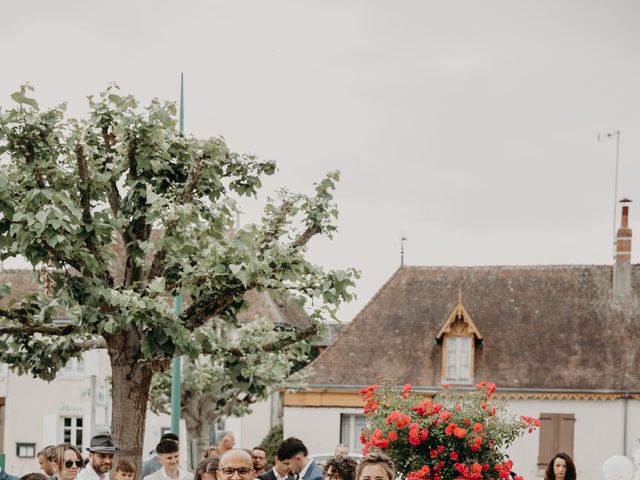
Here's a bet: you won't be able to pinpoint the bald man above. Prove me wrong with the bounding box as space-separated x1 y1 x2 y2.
219 450 255 480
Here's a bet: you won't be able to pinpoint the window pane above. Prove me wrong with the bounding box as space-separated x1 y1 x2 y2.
76 418 83 427
459 337 471 379
340 414 350 446
354 415 367 448
64 432 71 442
446 337 458 379
64 418 71 427
77 430 83 448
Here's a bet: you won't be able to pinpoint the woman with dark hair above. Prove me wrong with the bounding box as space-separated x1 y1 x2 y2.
544 453 576 480
50 444 84 480
355 454 394 480
323 456 357 480
194 457 219 480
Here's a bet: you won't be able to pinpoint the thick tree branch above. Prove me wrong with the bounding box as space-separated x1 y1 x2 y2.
122 138 151 286
182 286 245 330
20 140 46 189
0 323 76 335
147 152 209 281
181 152 208 203
75 144 115 287
293 224 322 249
75 144 92 224
101 126 121 217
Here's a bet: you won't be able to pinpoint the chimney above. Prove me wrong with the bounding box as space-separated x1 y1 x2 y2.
613 198 632 298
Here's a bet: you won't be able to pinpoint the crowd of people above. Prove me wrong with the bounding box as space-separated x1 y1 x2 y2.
2 432 576 480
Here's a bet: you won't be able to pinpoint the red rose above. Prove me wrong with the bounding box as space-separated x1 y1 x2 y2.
388 431 398 442
402 383 412 398
450 452 459 461
445 423 458 435
473 423 483 433
454 427 467 438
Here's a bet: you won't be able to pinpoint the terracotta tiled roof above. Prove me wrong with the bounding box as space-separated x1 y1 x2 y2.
307 265 640 391
237 289 311 330
0 269 41 305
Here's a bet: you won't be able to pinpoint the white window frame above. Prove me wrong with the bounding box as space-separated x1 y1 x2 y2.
340 413 366 453
61 416 84 449
444 335 473 383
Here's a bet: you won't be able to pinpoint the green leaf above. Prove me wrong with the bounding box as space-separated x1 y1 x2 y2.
148 277 166 294
10 89 39 109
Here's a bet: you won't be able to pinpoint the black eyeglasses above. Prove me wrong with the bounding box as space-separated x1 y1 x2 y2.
220 468 253 477
64 460 84 469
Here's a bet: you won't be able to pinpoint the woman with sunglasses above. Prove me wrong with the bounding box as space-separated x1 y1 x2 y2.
51 443 84 480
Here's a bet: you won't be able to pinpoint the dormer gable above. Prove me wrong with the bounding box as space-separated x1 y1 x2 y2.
436 290 483 342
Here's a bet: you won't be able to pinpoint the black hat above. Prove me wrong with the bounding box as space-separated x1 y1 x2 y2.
86 434 119 453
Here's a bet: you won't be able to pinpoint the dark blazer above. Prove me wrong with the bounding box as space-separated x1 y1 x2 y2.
258 470 277 480
0 470 20 480
258 469 294 480
301 460 323 480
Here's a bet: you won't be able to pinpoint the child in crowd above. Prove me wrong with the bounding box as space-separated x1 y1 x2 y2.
113 459 136 480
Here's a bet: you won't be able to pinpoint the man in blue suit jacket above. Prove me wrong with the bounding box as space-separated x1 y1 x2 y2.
0 467 19 480
276 438 322 480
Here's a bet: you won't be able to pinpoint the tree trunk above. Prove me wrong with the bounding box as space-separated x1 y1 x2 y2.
109 336 154 480
184 395 215 466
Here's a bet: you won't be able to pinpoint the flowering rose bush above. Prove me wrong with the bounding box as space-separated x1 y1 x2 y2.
360 382 540 480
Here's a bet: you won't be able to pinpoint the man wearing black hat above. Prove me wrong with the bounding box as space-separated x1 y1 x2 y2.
77 434 119 480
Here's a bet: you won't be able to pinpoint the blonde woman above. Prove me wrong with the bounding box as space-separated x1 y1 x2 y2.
355 454 394 480
50 444 84 480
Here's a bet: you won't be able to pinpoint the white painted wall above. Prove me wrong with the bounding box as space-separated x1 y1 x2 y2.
3 350 111 477
2 351 195 477
284 406 362 455
238 397 272 449
505 399 629 480
284 399 640 480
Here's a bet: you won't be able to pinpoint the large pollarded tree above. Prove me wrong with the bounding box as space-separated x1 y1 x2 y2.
0 85 356 472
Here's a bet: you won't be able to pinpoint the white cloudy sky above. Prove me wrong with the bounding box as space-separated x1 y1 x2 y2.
1 0 640 321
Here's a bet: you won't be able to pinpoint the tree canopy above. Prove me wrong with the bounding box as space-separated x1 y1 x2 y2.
0 84 357 468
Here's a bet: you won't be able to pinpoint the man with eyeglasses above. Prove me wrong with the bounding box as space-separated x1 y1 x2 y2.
218 450 255 480
77 434 119 480
250 448 270 477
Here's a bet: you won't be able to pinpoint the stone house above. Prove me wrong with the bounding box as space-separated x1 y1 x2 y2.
284 204 640 480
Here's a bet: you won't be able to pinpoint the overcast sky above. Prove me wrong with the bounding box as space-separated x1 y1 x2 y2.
1 0 639 321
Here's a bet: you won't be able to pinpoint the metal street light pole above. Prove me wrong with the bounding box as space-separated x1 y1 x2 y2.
170 73 185 434
598 130 621 259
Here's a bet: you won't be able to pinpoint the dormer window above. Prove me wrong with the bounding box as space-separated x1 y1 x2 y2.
445 336 472 382
436 290 482 384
